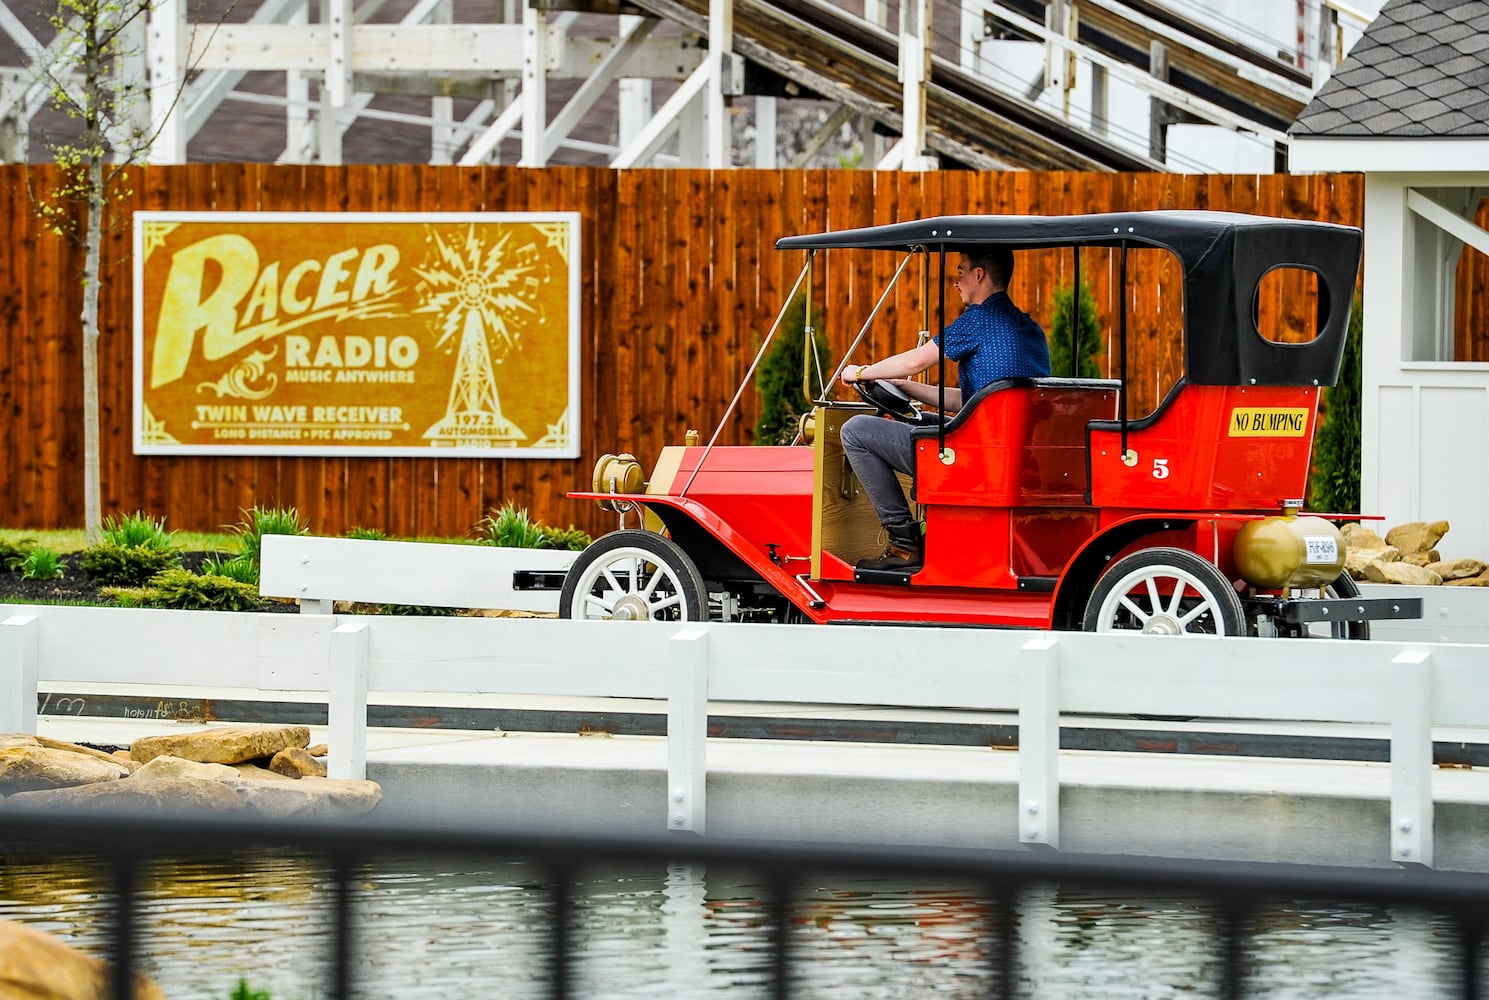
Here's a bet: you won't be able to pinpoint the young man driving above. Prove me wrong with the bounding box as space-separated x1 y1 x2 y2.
838 246 1050 572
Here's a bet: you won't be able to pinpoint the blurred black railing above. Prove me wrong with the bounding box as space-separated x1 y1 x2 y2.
2 808 1486 1000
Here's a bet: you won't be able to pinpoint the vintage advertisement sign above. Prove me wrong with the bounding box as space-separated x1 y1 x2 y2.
133 212 581 457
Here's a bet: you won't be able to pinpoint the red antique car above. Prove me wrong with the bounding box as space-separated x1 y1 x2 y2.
561 211 1421 637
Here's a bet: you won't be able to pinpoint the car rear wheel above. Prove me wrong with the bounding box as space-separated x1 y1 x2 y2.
558 530 708 622
1083 547 1246 636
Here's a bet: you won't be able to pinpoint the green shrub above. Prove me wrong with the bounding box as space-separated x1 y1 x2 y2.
99 511 175 551
1048 281 1103 378
200 553 259 585
474 504 547 548
129 568 263 611
229 505 310 572
537 524 593 551
346 526 388 540
227 981 273 1000
754 291 830 445
80 540 181 586
1308 293 1363 514
19 547 65 581
0 538 35 571
377 603 459 616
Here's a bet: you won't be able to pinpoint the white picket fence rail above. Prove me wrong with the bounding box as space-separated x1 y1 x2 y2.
3 600 1485 868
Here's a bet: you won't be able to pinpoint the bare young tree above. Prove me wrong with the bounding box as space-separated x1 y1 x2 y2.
29 0 159 541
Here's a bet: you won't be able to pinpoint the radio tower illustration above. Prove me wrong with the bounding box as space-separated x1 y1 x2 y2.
416 226 531 446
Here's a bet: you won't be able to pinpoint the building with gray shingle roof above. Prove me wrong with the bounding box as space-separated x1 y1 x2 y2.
1290 0 1489 559
1294 0 1489 141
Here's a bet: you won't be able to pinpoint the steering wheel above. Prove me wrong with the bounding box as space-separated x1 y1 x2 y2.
852 379 925 425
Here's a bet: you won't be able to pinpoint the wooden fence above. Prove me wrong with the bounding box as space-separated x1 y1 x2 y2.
0 165 1369 539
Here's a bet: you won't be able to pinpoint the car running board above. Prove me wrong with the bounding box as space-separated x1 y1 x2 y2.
853 567 915 586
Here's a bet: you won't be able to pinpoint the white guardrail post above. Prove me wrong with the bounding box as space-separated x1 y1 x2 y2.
1390 648 1434 867
1019 635 1061 849
667 627 710 834
1 615 39 735
328 621 370 780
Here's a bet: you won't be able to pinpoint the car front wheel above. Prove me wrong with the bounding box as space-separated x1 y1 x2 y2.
558 529 708 622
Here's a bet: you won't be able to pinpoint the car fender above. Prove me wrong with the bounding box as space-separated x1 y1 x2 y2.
1049 515 1201 630
568 490 816 615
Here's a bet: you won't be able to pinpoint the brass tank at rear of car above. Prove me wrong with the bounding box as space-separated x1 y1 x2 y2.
1233 514 1347 590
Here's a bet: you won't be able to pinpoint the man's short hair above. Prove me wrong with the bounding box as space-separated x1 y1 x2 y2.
958 246 1014 287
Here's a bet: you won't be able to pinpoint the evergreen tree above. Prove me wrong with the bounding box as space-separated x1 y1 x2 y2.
1048 282 1102 378
1308 293 1363 513
754 293 830 445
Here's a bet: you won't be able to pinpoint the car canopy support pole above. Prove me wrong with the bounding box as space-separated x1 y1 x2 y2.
938 246 948 459
1070 245 1081 377
681 254 814 497
800 252 817 406
1119 240 1129 457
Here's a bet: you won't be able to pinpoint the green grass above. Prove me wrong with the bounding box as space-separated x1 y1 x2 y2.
0 528 238 554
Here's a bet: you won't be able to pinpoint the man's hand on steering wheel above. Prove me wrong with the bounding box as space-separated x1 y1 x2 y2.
851 378 924 424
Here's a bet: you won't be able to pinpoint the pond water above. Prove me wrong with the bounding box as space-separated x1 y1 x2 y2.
0 850 1481 999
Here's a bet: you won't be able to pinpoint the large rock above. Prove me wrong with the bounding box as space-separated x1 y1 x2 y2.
0 747 129 795
1361 561 1443 586
7 776 248 814
270 747 327 779
1345 546 1399 580
1340 523 1387 549
35 737 141 774
130 755 243 782
0 735 40 750
227 777 382 819
1427 558 1486 581
127 754 377 816
1386 520 1450 557
130 725 310 765
0 920 166 1000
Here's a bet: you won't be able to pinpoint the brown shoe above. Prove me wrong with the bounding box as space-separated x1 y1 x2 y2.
855 525 924 572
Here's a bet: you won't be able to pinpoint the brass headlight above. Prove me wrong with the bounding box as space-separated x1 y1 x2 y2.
591 453 644 512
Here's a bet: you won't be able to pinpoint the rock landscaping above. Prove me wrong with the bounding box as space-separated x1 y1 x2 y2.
1343 520 1489 587
0 919 167 1000
0 725 381 819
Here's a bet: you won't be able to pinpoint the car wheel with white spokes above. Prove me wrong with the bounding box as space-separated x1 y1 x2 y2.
558 530 708 622
1083 547 1245 636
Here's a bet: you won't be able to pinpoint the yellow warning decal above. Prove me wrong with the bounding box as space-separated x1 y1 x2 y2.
1228 407 1310 437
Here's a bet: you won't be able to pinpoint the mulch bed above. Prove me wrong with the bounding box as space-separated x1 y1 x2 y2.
0 552 297 612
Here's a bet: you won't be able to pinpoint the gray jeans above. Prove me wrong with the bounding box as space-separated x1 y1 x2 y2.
839 413 917 530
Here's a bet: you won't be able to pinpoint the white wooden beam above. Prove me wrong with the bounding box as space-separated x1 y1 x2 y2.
611 60 709 168
706 0 733 168
147 0 186 163
457 96 524 166
1406 188 1489 259
1078 0 1312 104
985 0 1292 146
187 24 527 72
898 0 935 170
325 0 352 108
519 4 547 166
787 104 855 169
543 17 657 163
183 0 301 138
